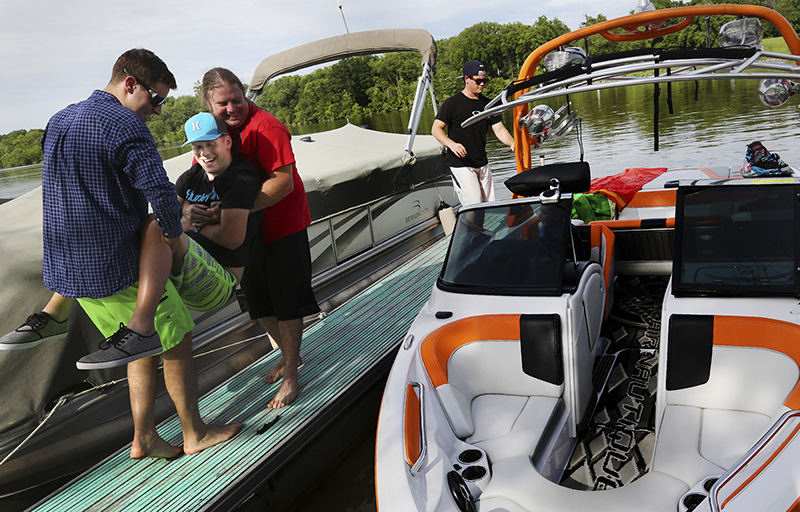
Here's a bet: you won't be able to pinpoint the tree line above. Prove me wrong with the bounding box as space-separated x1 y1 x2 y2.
2 0 799 169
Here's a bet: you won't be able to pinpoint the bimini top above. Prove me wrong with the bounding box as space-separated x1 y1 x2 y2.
248 28 436 96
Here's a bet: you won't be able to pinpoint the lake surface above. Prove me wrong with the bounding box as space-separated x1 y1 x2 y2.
3 79 797 201
297 78 800 189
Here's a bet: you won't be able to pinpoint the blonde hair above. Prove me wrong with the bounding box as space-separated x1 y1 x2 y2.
201 67 245 106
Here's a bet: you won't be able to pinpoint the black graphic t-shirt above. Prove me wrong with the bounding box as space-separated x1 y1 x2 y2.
175 156 262 267
435 92 502 168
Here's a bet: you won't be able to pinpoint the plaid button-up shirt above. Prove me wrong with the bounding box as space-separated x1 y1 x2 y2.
41 90 183 298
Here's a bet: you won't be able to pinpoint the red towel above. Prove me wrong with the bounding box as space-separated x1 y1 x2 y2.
588 167 668 209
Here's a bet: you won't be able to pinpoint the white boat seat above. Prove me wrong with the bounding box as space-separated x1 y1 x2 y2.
420 314 565 465
466 394 560 463
476 455 688 512
434 339 562 439
655 314 800 486
420 315 564 439
651 405 727 485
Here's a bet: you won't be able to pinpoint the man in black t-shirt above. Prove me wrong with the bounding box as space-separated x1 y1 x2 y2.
167 112 262 312
432 59 515 206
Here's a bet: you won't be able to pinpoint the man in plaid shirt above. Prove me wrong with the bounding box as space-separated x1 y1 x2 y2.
35 49 239 458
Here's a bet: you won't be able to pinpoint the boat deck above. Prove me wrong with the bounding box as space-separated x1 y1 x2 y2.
29 236 450 512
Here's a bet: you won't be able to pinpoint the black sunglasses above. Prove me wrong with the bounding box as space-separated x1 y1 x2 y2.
124 68 167 107
470 77 488 85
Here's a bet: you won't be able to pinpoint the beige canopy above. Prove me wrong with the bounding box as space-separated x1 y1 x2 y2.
248 28 436 96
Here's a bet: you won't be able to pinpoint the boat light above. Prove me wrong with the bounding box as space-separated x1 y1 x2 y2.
542 47 587 73
758 79 800 107
520 103 580 147
547 110 580 142
719 18 763 48
519 105 555 137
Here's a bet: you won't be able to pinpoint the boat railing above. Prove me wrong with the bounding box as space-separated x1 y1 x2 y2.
708 409 800 511
406 61 438 155
308 175 447 276
463 47 800 127
406 381 427 476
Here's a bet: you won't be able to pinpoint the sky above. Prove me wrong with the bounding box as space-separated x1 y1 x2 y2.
0 0 631 135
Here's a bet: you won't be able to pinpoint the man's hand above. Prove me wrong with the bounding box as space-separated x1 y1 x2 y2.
183 201 221 228
448 142 467 158
431 119 468 158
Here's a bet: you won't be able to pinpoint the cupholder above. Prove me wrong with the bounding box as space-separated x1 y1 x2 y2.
703 477 718 493
682 493 707 511
462 465 487 481
458 449 483 465
460 464 490 499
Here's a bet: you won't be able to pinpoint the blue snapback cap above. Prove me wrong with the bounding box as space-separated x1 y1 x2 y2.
182 112 228 147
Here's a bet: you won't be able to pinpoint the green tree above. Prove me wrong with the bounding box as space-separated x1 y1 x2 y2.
146 94 205 146
0 129 45 168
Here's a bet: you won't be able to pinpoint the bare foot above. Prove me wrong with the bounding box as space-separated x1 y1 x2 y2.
183 423 242 455
130 434 182 459
268 376 299 409
263 356 303 384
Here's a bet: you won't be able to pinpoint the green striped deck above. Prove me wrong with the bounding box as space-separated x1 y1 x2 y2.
30 236 450 512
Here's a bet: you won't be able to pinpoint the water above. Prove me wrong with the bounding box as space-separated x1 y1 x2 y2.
0 146 191 201
289 79 800 201
3 80 796 201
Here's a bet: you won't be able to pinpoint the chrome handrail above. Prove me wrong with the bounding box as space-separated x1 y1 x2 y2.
408 381 427 476
709 409 800 511
463 51 800 127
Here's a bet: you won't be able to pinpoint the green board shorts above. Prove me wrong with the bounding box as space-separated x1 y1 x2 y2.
170 236 237 312
77 237 236 353
77 279 194 353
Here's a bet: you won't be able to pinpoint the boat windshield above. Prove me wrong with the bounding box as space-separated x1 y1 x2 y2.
439 200 571 296
673 183 800 297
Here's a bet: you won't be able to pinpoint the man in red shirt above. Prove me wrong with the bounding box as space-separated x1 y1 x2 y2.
189 68 319 409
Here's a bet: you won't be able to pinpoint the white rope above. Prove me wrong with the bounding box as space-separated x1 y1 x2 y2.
0 395 67 468
192 332 267 359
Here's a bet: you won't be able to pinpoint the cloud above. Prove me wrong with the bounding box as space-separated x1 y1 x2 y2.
0 0 651 134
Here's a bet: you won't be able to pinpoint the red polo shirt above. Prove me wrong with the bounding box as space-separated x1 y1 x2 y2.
231 103 311 243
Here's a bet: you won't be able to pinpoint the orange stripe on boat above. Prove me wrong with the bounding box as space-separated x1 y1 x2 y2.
626 190 677 208
404 383 422 467
590 218 676 230
787 495 800 512
714 316 800 409
589 225 614 285
420 315 521 387
720 421 800 509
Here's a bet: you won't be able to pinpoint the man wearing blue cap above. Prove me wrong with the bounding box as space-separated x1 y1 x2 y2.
432 59 515 205
173 112 263 290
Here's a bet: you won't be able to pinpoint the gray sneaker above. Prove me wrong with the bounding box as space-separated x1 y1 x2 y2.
76 324 163 370
0 312 69 350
